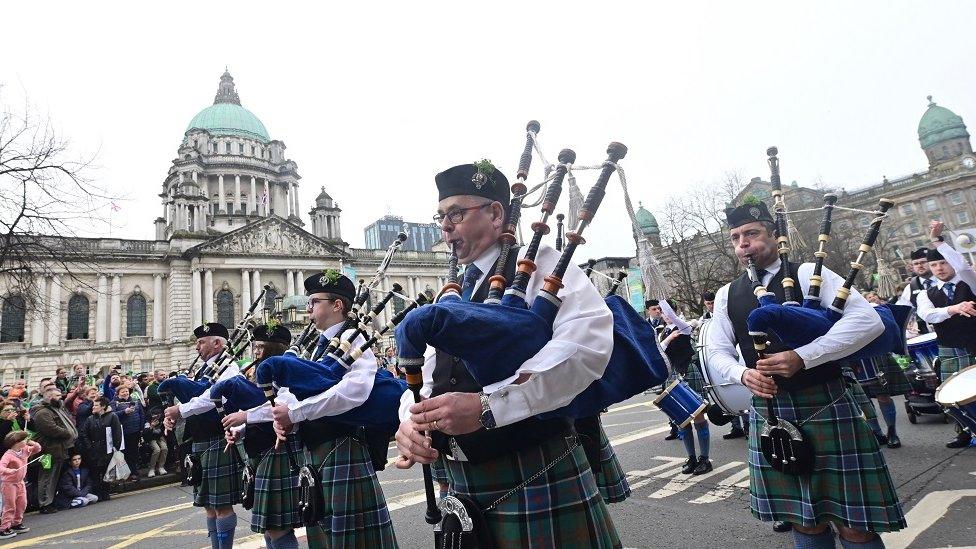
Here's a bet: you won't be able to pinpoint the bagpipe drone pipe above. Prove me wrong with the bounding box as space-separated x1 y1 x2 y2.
744 147 912 361
396 142 668 420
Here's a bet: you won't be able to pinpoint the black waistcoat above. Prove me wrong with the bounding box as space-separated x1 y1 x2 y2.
430 248 572 464
726 262 842 391
908 276 930 334
926 280 976 354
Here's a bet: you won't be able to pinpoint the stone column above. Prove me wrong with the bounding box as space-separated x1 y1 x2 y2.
234 175 241 214
203 269 214 322
153 274 163 340
252 270 262 309
95 274 108 343
241 270 252 314
291 183 299 216
296 270 305 290
110 274 121 341
218 175 226 213
263 180 270 216
286 270 295 296
31 275 47 346
379 277 391 326
407 276 417 299
47 275 61 346
190 269 202 328
250 177 257 214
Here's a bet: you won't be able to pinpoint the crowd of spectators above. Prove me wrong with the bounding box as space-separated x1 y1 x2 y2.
0 364 183 521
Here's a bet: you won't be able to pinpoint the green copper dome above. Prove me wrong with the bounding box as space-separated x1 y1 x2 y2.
636 202 659 235
186 70 270 142
918 96 968 149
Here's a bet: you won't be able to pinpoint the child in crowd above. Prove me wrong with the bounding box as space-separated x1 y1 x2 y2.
0 431 41 539
55 453 99 509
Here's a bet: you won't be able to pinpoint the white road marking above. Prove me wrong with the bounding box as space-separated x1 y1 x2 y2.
881 489 976 549
626 457 687 490
647 461 744 499
689 468 751 504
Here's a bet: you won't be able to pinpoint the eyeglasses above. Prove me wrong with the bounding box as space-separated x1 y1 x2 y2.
308 297 336 309
433 202 493 224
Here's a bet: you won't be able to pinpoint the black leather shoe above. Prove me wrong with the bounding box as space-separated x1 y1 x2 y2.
946 434 973 449
39 505 58 514
692 456 713 475
681 456 697 474
773 521 792 533
874 432 889 446
665 423 679 441
886 427 901 449
723 426 745 440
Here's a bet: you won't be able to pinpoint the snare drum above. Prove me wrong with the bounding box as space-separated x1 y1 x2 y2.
653 379 708 428
696 319 752 416
907 333 940 372
935 365 976 434
851 355 885 387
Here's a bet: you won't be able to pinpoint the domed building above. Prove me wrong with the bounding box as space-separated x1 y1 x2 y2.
918 96 972 166
0 71 450 382
635 202 662 247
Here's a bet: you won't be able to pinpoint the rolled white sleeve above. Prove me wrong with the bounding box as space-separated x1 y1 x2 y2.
896 284 914 307
178 362 241 417
705 284 748 386
916 287 952 324
398 346 435 422
792 264 883 367
938 243 976 289
246 388 299 424
286 328 377 423
660 300 692 335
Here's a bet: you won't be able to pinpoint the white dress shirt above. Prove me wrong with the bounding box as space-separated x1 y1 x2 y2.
660 300 693 336
397 243 614 428
896 275 935 307
178 357 241 417
915 243 976 324
285 321 378 423
706 259 883 387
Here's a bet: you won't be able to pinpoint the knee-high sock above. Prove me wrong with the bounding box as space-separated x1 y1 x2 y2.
681 426 696 458
207 517 218 549
878 399 897 433
792 528 836 549
695 422 710 458
215 514 237 549
274 530 299 549
838 533 884 549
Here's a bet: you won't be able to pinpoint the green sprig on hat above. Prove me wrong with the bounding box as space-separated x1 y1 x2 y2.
473 159 496 176
740 194 763 206
320 269 340 285
266 317 280 331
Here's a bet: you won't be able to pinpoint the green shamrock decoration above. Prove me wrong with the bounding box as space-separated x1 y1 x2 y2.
740 194 763 206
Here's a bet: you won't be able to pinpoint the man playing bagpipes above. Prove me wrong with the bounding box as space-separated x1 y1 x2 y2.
914 220 976 449
705 199 906 548
393 162 621 548
266 272 399 548
163 322 243 549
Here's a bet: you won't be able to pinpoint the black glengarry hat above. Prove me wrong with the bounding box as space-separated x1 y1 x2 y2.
926 248 945 262
725 197 774 229
252 321 291 345
436 160 510 206
304 269 356 302
910 247 929 260
194 322 229 340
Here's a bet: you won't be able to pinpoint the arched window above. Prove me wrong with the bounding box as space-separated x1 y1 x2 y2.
67 294 90 340
0 295 26 343
263 287 278 312
126 294 147 336
216 289 235 327
392 296 405 315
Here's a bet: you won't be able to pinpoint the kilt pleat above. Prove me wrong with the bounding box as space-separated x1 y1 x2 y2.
842 374 878 423
747 378 906 532
306 435 398 548
250 435 305 533
192 437 243 508
938 346 974 381
592 425 630 504
444 434 622 549
846 355 912 398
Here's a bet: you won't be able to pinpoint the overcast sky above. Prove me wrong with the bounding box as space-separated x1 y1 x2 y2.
2 1 973 259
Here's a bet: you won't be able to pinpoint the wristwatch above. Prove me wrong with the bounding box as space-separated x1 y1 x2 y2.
478 391 496 430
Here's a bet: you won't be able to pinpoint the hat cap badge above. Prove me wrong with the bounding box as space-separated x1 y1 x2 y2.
749 207 761 219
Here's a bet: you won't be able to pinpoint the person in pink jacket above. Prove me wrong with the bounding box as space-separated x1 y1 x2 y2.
0 431 41 539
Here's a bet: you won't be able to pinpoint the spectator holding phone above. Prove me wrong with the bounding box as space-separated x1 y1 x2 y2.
110 387 144 480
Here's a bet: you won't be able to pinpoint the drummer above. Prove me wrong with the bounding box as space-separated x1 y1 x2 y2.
915 220 976 449
696 291 747 440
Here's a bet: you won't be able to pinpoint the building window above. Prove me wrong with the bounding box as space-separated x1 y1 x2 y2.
216 289 235 327
126 294 147 337
225 142 232 153
956 210 971 225
949 191 965 205
924 198 939 212
914 240 925 248
238 143 244 154
903 221 921 236
392 295 405 315
0 295 26 343
899 203 915 216
67 294 90 340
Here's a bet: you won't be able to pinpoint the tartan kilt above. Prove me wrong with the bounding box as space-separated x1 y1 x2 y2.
747 378 906 532
250 435 305 533
840 372 878 423
443 434 621 549
592 424 630 504
669 357 706 396
431 456 448 485
305 435 397 548
846 355 912 398
938 346 974 381
192 438 243 508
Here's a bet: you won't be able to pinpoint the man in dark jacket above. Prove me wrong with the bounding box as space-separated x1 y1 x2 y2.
111 387 144 480
78 397 122 501
32 387 79 513
54 453 99 509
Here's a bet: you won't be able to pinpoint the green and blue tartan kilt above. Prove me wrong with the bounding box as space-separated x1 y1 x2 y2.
431 456 448 485
670 356 706 395
938 346 974 382
250 435 306 534
840 371 878 423
443 434 621 549
747 378 906 532
592 424 630 504
305 435 398 548
845 355 912 398
192 437 243 508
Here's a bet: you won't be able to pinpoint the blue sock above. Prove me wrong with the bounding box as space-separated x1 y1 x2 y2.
696 422 710 458
274 530 299 549
215 514 237 549
879 400 897 433
681 426 696 458
207 517 218 549
838 533 884 549
792 528 836 549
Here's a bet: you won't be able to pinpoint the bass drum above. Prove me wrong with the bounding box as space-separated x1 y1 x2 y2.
696 319 752 425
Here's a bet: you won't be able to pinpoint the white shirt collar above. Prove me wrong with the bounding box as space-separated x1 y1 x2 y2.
466 243 500 280
323 320 346 339
936 275 963 289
